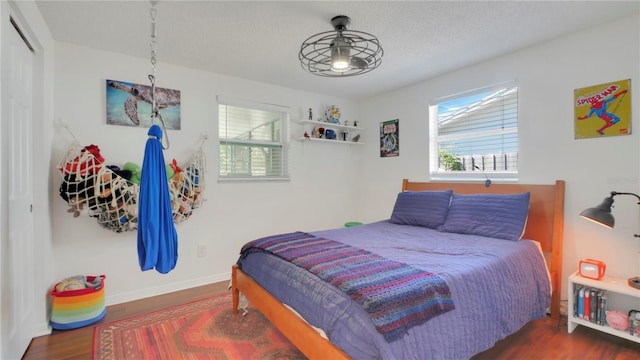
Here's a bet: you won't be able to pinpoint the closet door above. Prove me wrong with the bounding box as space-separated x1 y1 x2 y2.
1 7 35 360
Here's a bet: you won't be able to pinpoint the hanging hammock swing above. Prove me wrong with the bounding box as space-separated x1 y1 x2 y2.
58 1 207 225
59 1 201 274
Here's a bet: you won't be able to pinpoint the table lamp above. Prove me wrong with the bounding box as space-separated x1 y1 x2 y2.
580 191 640 290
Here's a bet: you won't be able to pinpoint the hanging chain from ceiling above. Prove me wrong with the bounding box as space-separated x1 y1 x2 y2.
148 0 170 150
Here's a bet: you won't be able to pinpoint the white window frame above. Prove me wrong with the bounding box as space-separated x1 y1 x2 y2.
429 83 519 182
217 96 290 182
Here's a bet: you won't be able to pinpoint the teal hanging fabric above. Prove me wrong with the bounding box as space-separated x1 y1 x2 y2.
137 125 178 273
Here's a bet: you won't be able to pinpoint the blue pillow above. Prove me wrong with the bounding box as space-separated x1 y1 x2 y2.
390 190 453 229
440 192 530 241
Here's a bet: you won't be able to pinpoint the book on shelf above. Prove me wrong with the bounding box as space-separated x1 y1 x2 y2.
577 286 585 319
596 290 607 325
572 284 580 318
584 288 590 321
574 284 607 325
589 288 598 324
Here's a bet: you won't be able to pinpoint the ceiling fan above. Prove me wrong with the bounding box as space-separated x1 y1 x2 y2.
299 15 384 77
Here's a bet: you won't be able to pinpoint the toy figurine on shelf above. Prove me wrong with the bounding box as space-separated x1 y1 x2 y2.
340 130 349 141
304 131 310 140
308 108 313 121
325 105 341 124
343 120 349 127
354 120 359 127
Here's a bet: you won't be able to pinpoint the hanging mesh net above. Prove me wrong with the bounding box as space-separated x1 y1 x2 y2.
58 143 206 232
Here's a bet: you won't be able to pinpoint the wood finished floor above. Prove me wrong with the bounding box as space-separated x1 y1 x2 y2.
23 281 640 360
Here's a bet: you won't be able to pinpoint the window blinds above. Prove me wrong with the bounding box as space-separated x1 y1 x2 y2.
433 86 518 172
218 98 289 180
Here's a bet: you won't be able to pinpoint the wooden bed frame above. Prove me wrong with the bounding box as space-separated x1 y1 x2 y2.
232 179 565 359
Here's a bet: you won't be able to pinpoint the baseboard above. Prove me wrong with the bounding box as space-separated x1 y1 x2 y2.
33 322 52 337
560 299 568 316
105 271 231 306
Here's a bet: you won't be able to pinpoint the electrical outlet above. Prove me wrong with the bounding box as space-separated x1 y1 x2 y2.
197 244 206 257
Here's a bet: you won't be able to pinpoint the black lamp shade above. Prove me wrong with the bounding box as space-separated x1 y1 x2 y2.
579 196 615 228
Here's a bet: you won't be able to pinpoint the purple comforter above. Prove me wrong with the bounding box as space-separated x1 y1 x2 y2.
237 220 551 359
239 231 455 341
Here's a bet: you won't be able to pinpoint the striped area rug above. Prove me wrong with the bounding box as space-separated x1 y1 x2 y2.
92 292 305 359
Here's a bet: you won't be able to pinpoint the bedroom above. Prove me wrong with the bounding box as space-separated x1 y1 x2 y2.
1 0 639 358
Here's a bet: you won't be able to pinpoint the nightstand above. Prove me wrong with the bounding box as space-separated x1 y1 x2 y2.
567 271 640 343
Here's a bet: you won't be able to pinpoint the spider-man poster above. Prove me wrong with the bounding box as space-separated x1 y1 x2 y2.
574 79 630 139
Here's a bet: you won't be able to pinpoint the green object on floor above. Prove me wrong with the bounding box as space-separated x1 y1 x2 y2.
345 222 363 227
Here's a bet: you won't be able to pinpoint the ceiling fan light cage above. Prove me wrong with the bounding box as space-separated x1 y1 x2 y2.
299 25 383 77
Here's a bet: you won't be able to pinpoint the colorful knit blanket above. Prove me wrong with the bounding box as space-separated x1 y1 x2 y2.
239 232 455 342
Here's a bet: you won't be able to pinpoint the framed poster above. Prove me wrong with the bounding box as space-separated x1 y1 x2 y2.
574 79 630 139
106 79 181 129
380 119 399 157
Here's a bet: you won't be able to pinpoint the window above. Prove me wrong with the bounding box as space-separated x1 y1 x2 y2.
218 96 289 181
429 84 518 180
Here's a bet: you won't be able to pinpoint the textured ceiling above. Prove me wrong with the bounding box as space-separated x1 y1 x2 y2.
36 0 639 100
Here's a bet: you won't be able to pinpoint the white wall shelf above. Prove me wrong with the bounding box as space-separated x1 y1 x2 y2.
567 271 640 344
292 120 364 145
296 137 364 145
294 119 364 132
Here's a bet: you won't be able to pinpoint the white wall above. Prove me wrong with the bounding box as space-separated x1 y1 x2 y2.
51 42 363 305
357 14 640 300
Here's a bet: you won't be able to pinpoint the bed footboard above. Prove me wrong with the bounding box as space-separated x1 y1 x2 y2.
231 264 350 360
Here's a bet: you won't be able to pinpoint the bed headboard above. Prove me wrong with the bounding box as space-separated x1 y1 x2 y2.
401 179 565 319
